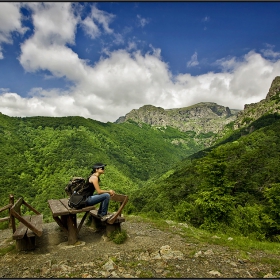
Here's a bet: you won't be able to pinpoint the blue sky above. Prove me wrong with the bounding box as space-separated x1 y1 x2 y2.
0 2 280 122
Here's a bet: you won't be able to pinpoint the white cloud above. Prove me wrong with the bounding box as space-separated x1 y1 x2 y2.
81 16 100 39
0 2 27 58
261 44 280 59
187 52 199 67
25 2 78 46
81 5 115 39
2 47 280 122
1 4 280 123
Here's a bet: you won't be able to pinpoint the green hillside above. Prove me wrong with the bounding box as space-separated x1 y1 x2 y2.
129 113 280 241
0 113 204 221
2 96 280 241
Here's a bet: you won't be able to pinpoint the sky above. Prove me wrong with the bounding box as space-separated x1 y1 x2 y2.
0 2 280 123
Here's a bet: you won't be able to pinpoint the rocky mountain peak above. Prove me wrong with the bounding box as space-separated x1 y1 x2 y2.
233 76 280 130
265 76 280 100
115 102 240 140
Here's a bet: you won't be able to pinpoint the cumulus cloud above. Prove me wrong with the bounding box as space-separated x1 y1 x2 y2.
0 3 280 123
0 2 27 59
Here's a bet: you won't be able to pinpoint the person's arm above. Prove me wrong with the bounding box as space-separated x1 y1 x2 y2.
90 175 115 196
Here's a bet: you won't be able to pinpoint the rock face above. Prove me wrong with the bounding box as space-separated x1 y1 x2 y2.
116 102 240 135
233 76 280 130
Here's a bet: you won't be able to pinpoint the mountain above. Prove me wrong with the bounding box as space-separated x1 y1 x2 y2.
116 102 240 147
115 102 240 133
233 76 280 130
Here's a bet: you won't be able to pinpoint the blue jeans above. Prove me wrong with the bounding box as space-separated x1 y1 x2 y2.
86 193 110 216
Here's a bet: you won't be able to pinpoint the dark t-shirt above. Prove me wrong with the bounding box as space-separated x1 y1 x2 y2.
84 175 98 197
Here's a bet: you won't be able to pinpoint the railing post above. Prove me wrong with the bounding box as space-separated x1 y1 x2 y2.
9 194 14 228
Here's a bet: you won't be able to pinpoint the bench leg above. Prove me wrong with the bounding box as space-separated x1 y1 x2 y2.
90 216 105 231
67 214 78 245
16 235 36 251
106 223 121 237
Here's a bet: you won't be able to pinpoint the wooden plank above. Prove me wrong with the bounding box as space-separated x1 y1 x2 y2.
11 197 23 215
27 215 43 237
111 194 128 203
0 203 13 212
10 210 43 237
0 216 10 222
12 216 30 240
48 199 69 217
107 194 128 224
77 212 89 233
23 200 41 215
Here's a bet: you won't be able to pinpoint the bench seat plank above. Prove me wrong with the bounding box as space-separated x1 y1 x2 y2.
27 215 43 237
12 215 30 240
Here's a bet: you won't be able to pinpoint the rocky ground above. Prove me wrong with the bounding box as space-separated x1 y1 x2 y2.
0 216 280 278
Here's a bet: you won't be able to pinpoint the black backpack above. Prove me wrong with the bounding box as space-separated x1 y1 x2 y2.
65 177 92 209
65 177 86 196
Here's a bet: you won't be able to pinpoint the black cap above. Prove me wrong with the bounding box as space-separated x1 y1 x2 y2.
92 163 107 169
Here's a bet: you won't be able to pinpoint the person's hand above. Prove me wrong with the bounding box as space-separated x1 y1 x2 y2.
109 190 115 196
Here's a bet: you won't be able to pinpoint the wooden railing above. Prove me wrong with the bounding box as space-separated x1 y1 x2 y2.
0 194 14 227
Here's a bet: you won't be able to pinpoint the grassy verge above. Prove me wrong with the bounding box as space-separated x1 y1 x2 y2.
126 214 280 255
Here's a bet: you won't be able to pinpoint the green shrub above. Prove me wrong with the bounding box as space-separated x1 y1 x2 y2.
109 229 128 244
229 205 266 240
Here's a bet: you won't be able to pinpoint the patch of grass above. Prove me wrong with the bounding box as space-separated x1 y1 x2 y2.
165 271 182 277
237 250 251 261
0 243 16 256
139 270 154 278
127 214 171 231
0 221 10 230
253 257 280 266
125 260 142 268
109 229 128 244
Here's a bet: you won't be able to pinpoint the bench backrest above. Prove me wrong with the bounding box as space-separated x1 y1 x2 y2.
10 197 42 236
107 194 129 224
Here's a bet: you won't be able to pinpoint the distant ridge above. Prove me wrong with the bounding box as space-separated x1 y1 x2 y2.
116 102 240 137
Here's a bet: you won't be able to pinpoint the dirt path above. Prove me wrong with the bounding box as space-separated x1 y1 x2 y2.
0 217 279 278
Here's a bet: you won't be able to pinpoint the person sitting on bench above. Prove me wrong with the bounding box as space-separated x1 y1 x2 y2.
85 163 116 221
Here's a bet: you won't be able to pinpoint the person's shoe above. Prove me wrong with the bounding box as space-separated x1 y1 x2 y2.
100 213 114 222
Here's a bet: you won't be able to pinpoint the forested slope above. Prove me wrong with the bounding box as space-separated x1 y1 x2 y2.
129 113 280 241
0 113 204 221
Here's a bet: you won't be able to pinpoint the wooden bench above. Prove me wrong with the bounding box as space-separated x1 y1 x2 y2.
10 197 43 251
89 193 128 236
